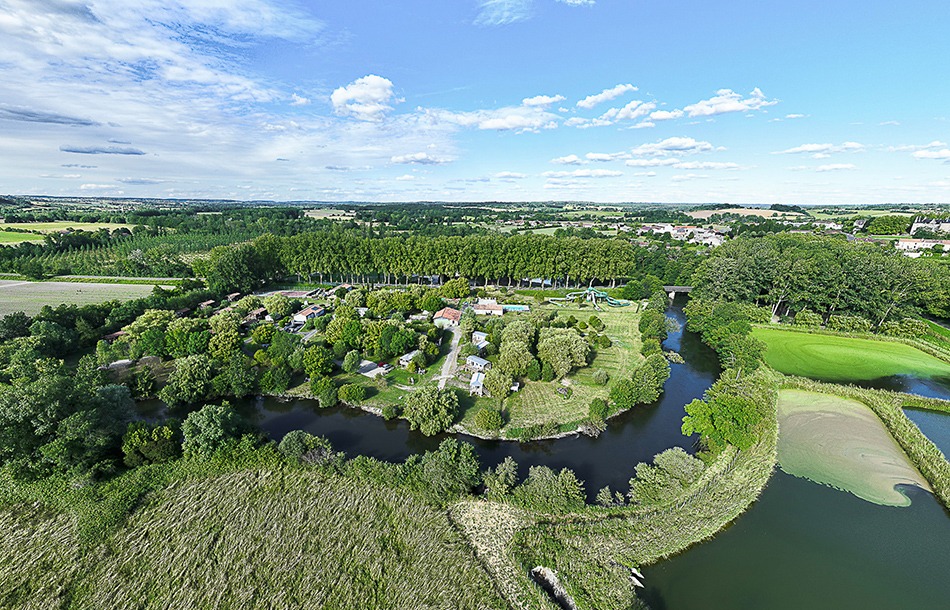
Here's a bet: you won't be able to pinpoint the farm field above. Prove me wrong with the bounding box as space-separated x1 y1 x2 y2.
686 207 803 220
0 468 506 610
752 327 950 382
467 305 642 431
0 280 160 315
0 230 43 244
0 221 132 233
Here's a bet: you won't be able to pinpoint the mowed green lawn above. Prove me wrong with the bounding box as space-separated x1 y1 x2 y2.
753 327 950 381
0 280 159 315
0 230 43 244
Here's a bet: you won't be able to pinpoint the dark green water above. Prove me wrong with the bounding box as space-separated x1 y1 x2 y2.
641 471 950 610
905 408 950 457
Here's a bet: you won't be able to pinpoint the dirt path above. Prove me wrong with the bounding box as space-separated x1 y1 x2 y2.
436 327 463 389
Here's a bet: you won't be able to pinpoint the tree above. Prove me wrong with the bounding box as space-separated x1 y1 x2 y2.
263 294 295 320
484 368 513 402
122 420 181 467
159 354 215 407
214 351 256 398
498 340 534 377
278 431 339 466
208 312 242 360
403 385 458 436
474 407 503 432
342 350 361 373
0 312 31 342
537 327 589 378
310 375 338 408
440 277 470 298
165 317 211 357
303 344 334 378
513 466 585 512
483 456 519 500
628 447 705 506
181 402 247 457
251 323 276 345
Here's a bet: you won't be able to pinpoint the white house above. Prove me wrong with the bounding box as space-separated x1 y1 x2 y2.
293 304 325 324
469 371 485 396
433 307 462 328
399 349 421 368
466 355 492 372
473 299 503 316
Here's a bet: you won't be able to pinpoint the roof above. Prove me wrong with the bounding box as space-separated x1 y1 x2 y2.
473 303 503 313
434 307 462 321
102 330 127 341
470 371 485 386
472 331 488 341
198 299 215 307
399 349 421 362
466 355 490 367
295 304 324 317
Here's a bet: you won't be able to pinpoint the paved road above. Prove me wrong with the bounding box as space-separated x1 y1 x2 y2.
436 326 463 389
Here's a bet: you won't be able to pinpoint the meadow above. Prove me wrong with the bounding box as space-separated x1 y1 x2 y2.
752 327 950 382
0 468 507 610
0 280 159 315
0 221 132 233
0 231 43 244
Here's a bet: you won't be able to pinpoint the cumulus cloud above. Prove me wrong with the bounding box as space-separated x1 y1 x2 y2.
785 113 806 119
290 93 311 106
475 0 532 26
390 152 448 165
522 94 565 107
331 75 398 121
395 174 415 181
556 0 595 5
576 84 637 109
671 161 740 170
425 105 558 133
600 100 656 123
775 142 864 155
629 137 714 157
649 109 684 121
495 171 527 179
683 88 777 117
543 169 622 178
60 145 146 155
586 152 629 162
550 154 585 165
624 158 679 167
815 164 857 172
889 141 947 153
913 149 950 160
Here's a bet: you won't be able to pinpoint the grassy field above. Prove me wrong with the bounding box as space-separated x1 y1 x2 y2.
0 280 159 315
461 305 642 433
0 230 43 244
0 221 132 233
752 327 950 382
0 468 506 610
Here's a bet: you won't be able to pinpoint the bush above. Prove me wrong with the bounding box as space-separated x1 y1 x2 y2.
474 407 504 432
793 309 823 328
597 334 612 348
403 385 459 436
526 359 542 381
577 320 588 330
278 430 339 466
483 456 519 500
122 420 180 467
181 402 247 457
338 383 366 404
310 376 338 408
513 466 586 512
641 338 662 357
588 398 608 421
381 404 400 420
592 369 609 385
588 315 605 331
827 314 872 333
342 350 361 373
540 361 555 382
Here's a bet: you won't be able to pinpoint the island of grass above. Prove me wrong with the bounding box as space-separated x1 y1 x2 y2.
752 326 950 382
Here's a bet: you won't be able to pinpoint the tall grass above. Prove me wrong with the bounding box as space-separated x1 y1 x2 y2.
0 468 506 610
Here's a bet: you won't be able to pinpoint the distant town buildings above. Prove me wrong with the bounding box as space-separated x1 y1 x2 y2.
895 238 950 258
910 217 950 235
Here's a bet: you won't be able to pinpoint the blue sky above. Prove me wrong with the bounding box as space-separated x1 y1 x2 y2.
1 0 948 203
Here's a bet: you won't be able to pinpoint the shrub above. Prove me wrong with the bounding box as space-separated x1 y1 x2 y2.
641 338 662 357
592 369 609 385
338 383 366 404
540 361 555 382
526 358 542 381
588 315 605 331
597 334 612 348
588 398 608 421
827 314 872 333
513 466 585 512
483 456 519 500
577 320 588 330
474 407 504 432
381 404 400 420
793 309 823 328
181 402 247 457
342 350 361 373
403 385 458 436
122 420 180 467
310 376 338 408
278 430 339 466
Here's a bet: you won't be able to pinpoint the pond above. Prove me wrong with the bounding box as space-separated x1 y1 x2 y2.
905 407 950 457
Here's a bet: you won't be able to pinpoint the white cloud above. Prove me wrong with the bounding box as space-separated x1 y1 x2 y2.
815 164 857 172
625 158 679 167
551 154 585 165
395 174 415 181
671 161 740 170
576 84 637 109
494 171 527 180
331 75 398 121
600 100 656 123
671 174 707 182
543 169 623 178
879 120 901 126
586 151 629 162
775 142 864 155
290 93 311 106
649 109 684 121
913 149 950 160
683 88 777 117
633 171 656 177
556 0 595 5
627 121 655 129
522 94 565 107
475 0 532 26
390 152 448 165
80 183 117 190
785 113 806 119
889 141 947 152
425 105 558 132
629 137 714 157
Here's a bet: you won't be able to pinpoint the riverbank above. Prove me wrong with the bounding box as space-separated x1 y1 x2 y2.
452 369 780 610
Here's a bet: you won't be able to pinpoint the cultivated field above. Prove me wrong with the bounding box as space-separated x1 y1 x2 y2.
304 208 355 220
753 327 950 382
686 207 803 220
0 280 159 315
0 469 506 609
0 231 43 244
0 221 132 233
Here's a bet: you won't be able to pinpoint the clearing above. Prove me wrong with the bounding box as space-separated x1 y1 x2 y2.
686 207 803 220
465 305 642 432
0 231 43 244
777 389 930 506
752 327 950 382
0 221 132 233
0 280 159 316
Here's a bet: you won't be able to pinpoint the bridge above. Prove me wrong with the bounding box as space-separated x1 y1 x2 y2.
663 286 693 294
